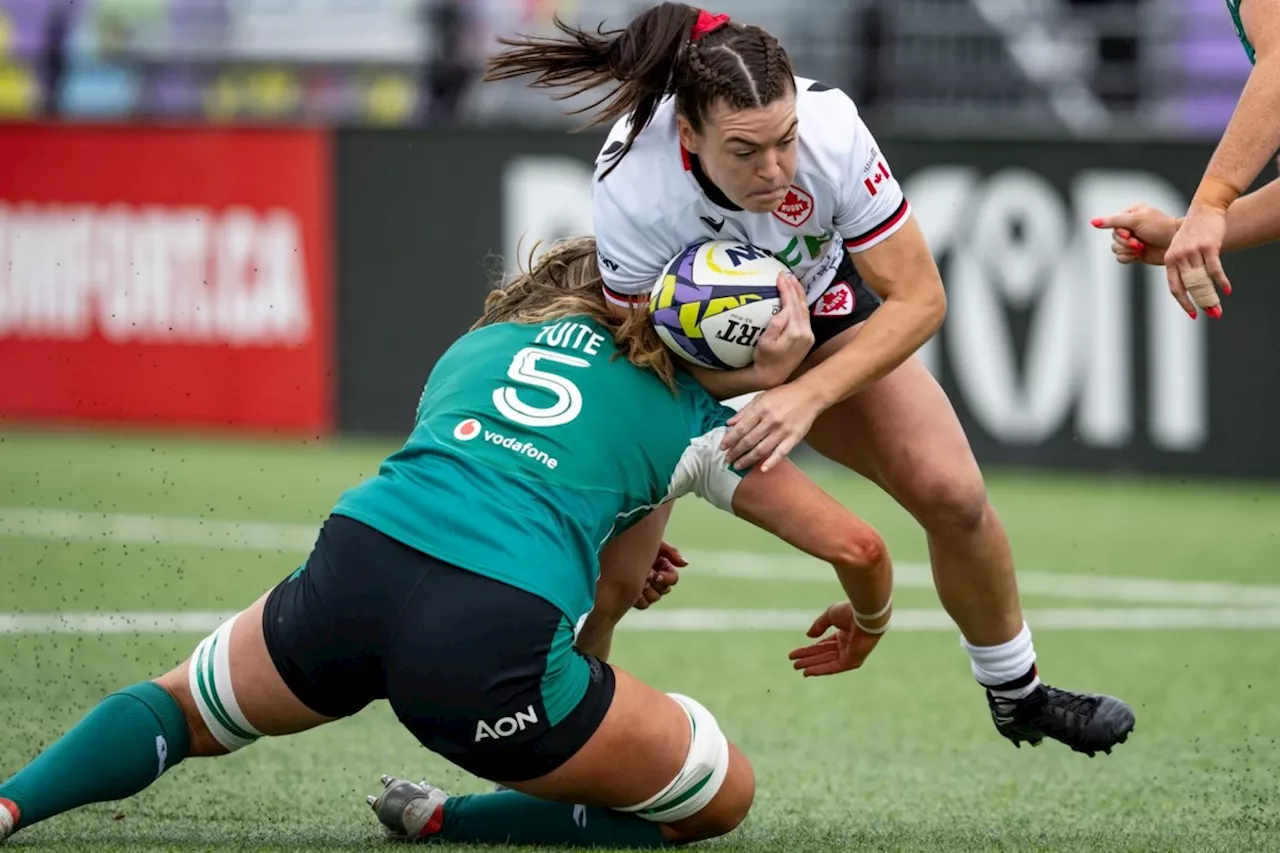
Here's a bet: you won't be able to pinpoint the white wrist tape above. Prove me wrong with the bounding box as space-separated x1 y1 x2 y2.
853 596 892 622
853 596 892 634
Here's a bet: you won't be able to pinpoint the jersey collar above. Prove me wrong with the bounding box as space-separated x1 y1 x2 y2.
680 144 743 212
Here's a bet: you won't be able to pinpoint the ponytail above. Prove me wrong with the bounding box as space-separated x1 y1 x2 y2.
484 2 701 176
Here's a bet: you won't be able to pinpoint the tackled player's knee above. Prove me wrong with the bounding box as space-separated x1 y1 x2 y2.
614 693 751 838
185 614 264 754
697 741 754 837
151 673 228 758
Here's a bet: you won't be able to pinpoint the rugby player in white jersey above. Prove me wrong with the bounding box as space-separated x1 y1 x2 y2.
486 2 1135 755
1093 0 1280 315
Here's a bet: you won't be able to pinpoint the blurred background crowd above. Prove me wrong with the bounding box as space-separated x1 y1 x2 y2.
0 0 1253 139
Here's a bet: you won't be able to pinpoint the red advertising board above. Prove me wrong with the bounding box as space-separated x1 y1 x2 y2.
0 124 332 434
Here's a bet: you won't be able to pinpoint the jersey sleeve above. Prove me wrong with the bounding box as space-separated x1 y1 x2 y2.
592 176 673 308
662 375 743 512
818 86 912 253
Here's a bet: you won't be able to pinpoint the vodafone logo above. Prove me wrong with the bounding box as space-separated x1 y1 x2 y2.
452 419 560 469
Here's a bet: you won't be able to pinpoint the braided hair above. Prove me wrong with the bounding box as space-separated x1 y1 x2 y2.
485 3 796 177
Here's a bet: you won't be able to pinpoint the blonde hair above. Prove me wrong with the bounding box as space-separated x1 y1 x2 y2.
473 237 677 389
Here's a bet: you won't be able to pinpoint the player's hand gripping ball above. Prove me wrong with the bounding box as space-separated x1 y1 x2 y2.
649 240 790 370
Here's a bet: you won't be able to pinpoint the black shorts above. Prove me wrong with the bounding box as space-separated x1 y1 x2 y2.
809 251 881 351
262 514 615 783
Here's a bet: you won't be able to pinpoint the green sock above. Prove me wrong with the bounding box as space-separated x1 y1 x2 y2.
0 681 191 829
439 790 667 848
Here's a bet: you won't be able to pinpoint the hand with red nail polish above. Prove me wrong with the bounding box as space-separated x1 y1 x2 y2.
1091 204 1181 268
1168 205 1232 319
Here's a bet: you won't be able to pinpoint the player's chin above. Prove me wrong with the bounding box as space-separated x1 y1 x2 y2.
742 190 787 212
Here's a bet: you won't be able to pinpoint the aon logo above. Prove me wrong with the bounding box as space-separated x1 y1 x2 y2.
474 705 539 742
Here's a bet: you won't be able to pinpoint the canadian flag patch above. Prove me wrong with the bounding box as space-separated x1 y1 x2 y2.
863 161 891 197
813 281 855 317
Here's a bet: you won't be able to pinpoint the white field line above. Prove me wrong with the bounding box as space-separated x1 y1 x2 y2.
4 607 1280 635
682 550 1280 608
0 507 321 553
3 506 1279 608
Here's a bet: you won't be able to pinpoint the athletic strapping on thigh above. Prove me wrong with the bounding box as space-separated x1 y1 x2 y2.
0 234 897 849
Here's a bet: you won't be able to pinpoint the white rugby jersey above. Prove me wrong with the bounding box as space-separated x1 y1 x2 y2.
591 77 912 308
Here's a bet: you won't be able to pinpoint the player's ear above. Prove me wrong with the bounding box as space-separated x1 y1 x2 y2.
676 113 701 154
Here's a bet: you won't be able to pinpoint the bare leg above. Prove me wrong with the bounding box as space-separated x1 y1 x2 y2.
801 333 1023 646
797 331 1134 753
154 591 335 755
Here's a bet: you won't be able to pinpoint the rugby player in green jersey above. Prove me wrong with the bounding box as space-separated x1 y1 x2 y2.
0 238 895 849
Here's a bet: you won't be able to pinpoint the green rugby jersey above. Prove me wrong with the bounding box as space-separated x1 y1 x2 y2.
1226 0 1255 64
333 315 743 628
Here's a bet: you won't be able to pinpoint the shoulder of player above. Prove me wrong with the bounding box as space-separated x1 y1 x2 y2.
671 368 702 395
594 112 690 220
794 76 865 157
592 137 704 262
791 78 880 204
671 371 730 420
595 98 678 182
467 314 607 342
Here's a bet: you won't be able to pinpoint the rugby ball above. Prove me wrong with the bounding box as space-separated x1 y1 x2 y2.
648 240 786 370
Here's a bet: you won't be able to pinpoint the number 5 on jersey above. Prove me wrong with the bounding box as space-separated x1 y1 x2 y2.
493 347 590 428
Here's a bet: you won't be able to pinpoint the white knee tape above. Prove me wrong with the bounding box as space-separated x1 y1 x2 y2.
615 693 730 823
188 613 263 752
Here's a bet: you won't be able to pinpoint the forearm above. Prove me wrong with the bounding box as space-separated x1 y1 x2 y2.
832 550 894 631
684 362 776 400
579 503 673 660
575 578 632 660
797 289 945 408
730 460 896 627
574 612 615 661
1199 55 1280 204
1223 177 1280 250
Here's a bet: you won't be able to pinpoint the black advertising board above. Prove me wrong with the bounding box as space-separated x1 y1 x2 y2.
335 128 1280 478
